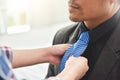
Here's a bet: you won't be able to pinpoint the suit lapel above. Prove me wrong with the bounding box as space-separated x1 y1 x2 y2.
68 23 81 44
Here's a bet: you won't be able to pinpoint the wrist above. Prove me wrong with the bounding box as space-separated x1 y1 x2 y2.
57 69 77 80
43 47 57 64
41 47 51 63
46 46 60 64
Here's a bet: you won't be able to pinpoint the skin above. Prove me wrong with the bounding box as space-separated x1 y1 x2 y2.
68 0 120 29
12 44 89 80
12 44 70 68
56 56 89 80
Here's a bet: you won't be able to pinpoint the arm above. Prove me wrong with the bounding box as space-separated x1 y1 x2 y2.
12 44 70 68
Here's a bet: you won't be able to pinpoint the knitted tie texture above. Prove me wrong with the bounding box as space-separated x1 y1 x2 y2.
60 31 89 71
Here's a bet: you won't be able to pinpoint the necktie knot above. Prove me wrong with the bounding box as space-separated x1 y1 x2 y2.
78 31 89 44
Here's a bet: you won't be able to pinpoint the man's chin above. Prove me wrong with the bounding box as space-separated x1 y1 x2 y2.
69 17 82 22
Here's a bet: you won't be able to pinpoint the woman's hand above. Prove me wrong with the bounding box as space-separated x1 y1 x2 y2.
56 56 89 80
47 44 70 65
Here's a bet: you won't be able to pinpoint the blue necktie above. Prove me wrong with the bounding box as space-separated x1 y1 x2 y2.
60 31 89 71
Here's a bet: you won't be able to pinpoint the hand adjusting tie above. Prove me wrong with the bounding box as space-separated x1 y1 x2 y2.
60 31 89 71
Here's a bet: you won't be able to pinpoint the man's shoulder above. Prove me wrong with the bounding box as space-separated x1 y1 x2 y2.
52 23 79 44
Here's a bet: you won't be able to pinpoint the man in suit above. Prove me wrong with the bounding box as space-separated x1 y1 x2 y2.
46 0 120 80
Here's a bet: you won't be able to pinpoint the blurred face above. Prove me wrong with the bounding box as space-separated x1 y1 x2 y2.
68 0 112 22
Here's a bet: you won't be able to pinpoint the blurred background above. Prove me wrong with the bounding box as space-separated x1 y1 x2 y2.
0 0 74 80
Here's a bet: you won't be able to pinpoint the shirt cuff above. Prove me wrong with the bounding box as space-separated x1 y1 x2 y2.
0 46 13 63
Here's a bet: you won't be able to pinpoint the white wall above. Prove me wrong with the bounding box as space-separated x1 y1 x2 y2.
29 0 70 28
0 0 7 34
0 0 71 31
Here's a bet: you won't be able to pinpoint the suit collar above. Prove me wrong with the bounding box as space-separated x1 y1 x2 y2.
68 23 81 44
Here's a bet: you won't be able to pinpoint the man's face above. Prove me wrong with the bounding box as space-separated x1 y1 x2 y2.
68 0 111 22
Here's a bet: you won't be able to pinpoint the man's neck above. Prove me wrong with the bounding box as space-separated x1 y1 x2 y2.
84 5 120 30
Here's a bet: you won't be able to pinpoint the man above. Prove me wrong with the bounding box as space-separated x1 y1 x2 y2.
46 0 120 80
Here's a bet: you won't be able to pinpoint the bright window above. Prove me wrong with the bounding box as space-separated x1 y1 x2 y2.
0 0 30 34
